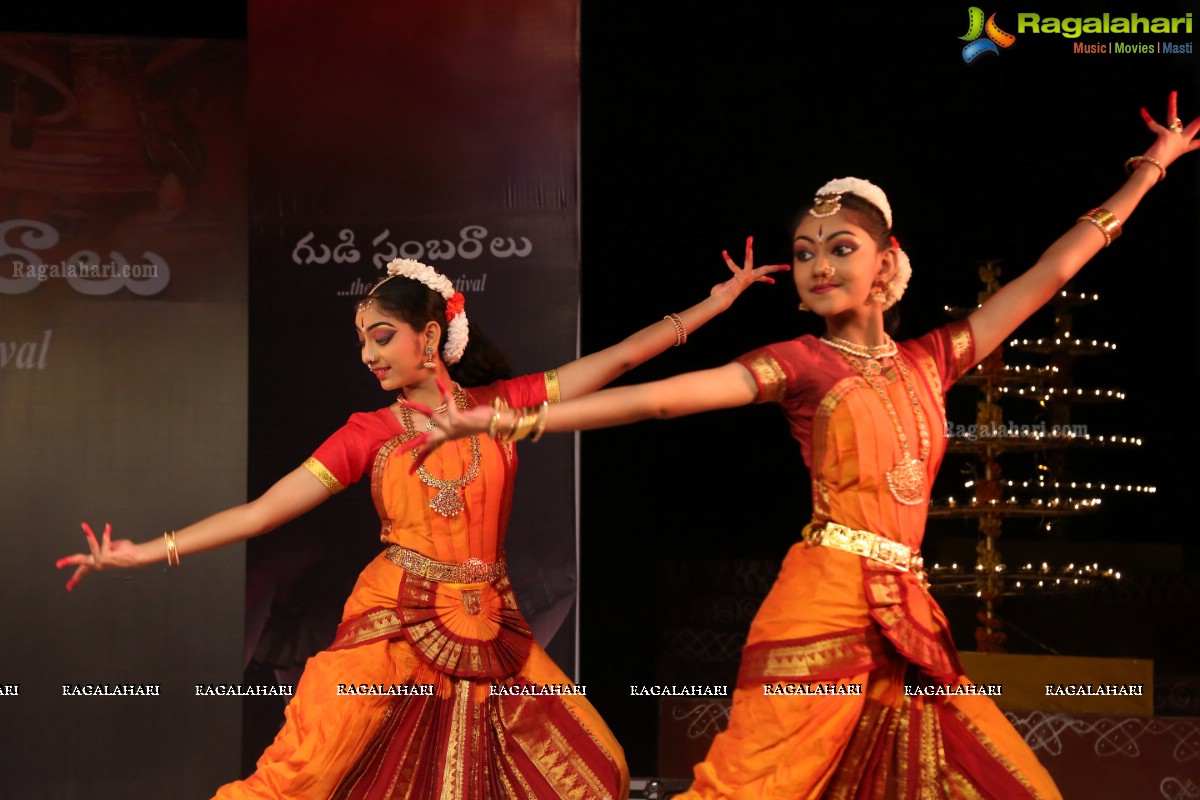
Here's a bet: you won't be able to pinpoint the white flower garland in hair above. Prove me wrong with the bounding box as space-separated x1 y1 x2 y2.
814 177 893 228
812 177 909 309
885 244 912 311
442 312 469 365
383 258 470 364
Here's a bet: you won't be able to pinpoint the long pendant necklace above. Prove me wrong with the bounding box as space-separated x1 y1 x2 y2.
398 384 480 517
823 336 930 505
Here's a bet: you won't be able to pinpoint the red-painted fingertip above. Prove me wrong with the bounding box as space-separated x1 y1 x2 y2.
722 250 730 258
746 235 753 245
1139 107 1153 121
763 278 776 284
66 582 75 592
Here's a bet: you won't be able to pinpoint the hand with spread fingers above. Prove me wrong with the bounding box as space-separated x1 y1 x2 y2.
55 522 142 591
399 380 496 472
1132 91 1200 179
709 236 790 308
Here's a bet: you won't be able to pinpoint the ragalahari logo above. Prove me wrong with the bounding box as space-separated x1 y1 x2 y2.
960 7 1017 62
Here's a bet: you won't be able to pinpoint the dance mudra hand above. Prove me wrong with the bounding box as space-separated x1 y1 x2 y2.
56 522 141 591
709 236 790 305
1138 91 1200 168
400 381 494 472
399 240 786 468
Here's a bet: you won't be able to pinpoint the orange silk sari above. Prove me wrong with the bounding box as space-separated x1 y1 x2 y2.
677 322 1061 800
214 374 627 799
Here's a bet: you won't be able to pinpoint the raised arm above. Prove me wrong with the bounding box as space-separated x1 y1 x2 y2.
969 92 1200 358
552 237 786 400
56 466 332 591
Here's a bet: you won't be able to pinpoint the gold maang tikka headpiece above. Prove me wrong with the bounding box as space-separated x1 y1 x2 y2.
809 193 844 219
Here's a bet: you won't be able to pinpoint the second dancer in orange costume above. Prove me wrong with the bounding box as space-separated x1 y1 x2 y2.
412 94 1200 798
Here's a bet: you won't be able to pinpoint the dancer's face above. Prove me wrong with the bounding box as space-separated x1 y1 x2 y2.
792 211 893 319
356 301 436 391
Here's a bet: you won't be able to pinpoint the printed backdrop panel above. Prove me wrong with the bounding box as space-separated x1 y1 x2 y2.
0 35 248 798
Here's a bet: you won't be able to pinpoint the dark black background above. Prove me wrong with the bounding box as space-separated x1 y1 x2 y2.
577 1 1200 773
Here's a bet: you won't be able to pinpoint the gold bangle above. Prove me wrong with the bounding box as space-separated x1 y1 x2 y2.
530 402 549 442
667 311 686 347
164 531 180 566
1124 155 1166 182
488 397 505 438
514 407 540 441
1076 207 1123 247
503 407 523 440
501 406 539 443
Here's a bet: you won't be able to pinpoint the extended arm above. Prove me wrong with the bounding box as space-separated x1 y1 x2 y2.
552 238 786 400
405 362 761 465
57 466 332 590
969 93 1200 358
548 362 760 431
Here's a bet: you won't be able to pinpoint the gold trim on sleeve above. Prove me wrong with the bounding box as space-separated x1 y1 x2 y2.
303 457 345 494
951 321 975 377
743 353 788 403
543 369 561 403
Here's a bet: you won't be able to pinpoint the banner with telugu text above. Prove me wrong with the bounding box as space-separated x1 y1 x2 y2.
244 0 582 686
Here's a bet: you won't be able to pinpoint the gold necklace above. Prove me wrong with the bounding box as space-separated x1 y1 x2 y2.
839 349 930 505
398 384 479 517
820 334 898 374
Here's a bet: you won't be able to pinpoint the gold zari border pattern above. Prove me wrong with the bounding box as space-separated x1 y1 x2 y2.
544 369 561 404
303 457 345 494
738 628 885 685
743 353 788 403
331 607 406 649
950 320 974 377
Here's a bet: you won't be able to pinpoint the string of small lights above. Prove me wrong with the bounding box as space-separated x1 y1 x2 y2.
929 276 1148 649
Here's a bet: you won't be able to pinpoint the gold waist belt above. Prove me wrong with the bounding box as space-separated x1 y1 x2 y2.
384 545 506 584
802 521 925 580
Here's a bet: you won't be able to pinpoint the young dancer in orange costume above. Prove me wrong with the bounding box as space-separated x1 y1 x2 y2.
413 94 1199 799
58 250 784 798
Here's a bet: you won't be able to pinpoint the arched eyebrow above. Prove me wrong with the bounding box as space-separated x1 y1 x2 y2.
356 320 398 333
794 229 857 243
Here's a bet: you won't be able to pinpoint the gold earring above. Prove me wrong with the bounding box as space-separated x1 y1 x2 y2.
798 302 810 312
871 286 887 305
423 346 435 369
